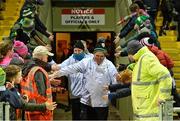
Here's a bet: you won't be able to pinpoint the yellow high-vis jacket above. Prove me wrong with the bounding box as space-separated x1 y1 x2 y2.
131 46 172 121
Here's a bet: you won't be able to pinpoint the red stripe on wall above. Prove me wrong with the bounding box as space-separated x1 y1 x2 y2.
61 9 105 14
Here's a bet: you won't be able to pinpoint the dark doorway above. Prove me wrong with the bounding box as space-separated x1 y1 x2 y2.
54 31 115 63
71 32 97 43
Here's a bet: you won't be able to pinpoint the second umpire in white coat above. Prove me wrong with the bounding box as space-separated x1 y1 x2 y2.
51 43 118 120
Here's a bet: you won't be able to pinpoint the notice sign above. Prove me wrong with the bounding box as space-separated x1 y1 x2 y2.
61 8 105 25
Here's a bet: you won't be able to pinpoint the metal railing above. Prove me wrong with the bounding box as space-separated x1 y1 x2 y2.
0 102 10 121
159 98 180 121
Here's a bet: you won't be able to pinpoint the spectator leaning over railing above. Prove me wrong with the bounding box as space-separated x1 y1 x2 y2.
2 65 57 120
18 0 54 41
0 40 14 68
172 0 180 41
0 0 5 20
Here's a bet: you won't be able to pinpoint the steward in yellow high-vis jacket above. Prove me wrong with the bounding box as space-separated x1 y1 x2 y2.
127 41 172 121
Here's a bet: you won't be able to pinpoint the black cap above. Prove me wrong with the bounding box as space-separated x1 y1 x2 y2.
97 37 105 44
127 40 143 55
74 40 84 50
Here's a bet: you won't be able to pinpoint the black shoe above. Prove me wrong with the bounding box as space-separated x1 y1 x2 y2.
177 37 180 41
159 29 166 36
0 15 4 20
169 25 176 30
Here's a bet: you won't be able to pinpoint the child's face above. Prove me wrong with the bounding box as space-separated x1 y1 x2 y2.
14 71 22 84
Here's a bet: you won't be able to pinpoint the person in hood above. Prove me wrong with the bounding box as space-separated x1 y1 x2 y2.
127 40 172 121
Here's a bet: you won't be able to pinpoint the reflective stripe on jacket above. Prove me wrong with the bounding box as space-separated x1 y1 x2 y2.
131 47 172 121
20 66 53 120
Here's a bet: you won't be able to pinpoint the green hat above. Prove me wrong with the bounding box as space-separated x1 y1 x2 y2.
0 68 6 86
22 8 34 18
20 17 35 32
93 43 107 53
135 15 149 27
21 17 34 28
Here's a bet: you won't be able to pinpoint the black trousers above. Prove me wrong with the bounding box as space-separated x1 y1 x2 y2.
71 98 81 120
80 103 109 120
177 16 180 41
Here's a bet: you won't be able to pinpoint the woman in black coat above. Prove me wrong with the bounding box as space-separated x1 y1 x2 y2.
173 0 180 41
159 0 174 36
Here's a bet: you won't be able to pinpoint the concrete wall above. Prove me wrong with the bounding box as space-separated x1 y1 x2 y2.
52 7 115 32
38 0 53 43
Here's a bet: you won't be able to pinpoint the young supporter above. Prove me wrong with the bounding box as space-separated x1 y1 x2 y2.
0 66 57 120
0 40 14 67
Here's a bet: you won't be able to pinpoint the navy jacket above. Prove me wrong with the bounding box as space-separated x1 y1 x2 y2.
108 83 131 101
119 15 137 39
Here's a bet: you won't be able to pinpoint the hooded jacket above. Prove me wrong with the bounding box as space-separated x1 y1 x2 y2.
131 46 172 120
148 46 174 69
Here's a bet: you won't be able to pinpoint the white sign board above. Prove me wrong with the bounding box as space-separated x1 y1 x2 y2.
61 8 105 25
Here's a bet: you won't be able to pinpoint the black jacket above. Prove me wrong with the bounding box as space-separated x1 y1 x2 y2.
172 0 180 13
119 15 137 38
20 1 50 38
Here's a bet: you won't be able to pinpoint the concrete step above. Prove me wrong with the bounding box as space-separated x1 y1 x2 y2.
6 0 22 2
0 36 9 41
177 88 180 93
173 67 180 73
159 36 177 42
4 7 21 12
155 21 162 27
176 80 180 88
174 73 180 79
3 15 19 21
0 26 12 31
156 16 163 22
2 11 19 16
162 48 180 54
160 41 177 48
156 30 177 36
177 42 180 49
174 61 180 67
169 54 180 61
3 30 10 36
5 2 21 7
0 36 3 41
0 30 3 35
0 29 10 36
6 0 24 4
0 20 14 26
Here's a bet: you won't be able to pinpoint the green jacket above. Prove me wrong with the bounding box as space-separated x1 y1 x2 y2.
131 46 172 120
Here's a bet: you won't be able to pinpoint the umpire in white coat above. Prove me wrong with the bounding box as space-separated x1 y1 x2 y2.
50 43 118 120
58 40 93 120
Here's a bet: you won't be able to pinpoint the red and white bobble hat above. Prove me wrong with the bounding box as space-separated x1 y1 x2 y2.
140 37 154 47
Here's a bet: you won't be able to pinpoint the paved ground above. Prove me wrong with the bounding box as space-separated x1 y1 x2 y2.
53 104 121 120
